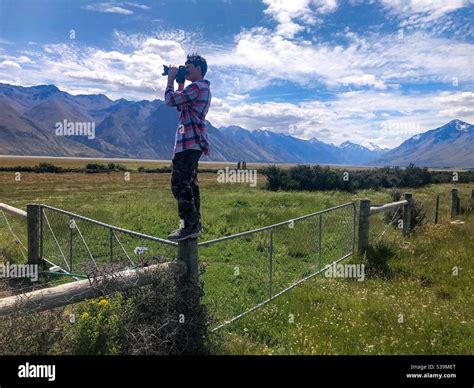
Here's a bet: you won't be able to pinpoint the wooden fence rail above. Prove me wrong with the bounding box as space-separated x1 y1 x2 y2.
358 192 412 254
0 261 187 316
0 203 27 219
0 202 200 318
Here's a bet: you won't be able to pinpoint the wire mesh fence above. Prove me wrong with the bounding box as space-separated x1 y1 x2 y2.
2 188 472 341
368 202 405 245
199 202 355 331
367 188 473 247
40 205 178 277
412 192 448 225
0 209 28 263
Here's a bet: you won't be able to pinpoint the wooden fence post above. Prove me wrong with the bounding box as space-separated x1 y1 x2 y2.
358 199 371 254
451 189 459 218
403 192 412 235
177 239 199 282
434 193 440 224
27 204 41 265
471 189 474 210
176 238 206 353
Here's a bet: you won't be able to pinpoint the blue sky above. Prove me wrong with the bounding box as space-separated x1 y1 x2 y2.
0 0 473 148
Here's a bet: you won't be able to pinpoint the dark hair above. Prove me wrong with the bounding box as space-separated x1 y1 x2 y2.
185 53 207 77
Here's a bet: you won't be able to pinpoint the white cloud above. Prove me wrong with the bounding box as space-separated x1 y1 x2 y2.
59 86 109 96
207 28 473 93
208 90 474 148
380 0 469 26
341 73 387 89
123 2 151 10
0 26 470 145
0 60 21 69
0 36 189 100
225 93 251 101
437 91 474 116
82 3 134 15
262 0 338 38
0 2 471 148
0 55 33 64
381 0 467 18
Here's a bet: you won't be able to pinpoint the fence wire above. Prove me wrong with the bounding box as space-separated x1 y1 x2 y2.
412 193 445 225
0 209 27 263
40 205 177 277
199 202 355 331
368 203 405 244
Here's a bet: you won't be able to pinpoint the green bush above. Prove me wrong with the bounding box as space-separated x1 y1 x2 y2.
35 162 62 173
364 241 395 279
115 164 126 171
85 163 108 170
261 164 474 192
384 189 426 231
85 163 110 173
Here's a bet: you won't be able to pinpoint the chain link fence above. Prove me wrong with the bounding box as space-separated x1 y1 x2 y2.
198 202 355 331
0 208 28 263
39 205 178 277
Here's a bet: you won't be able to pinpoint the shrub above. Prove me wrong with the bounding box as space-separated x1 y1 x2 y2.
62 293 134 355
0 304 64 355
35 162 62 173
261 165 474 192
106 163 126 171
85 163 109 173
0 263 211 355
409 199 427 231
262 165 286 191
384 189 426 231
363 241 395 279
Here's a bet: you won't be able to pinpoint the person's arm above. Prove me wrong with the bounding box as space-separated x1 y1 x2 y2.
165 81 200 108
175 83 185 112
164 66 179 105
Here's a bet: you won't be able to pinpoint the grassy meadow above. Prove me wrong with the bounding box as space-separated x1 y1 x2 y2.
0 157 472 355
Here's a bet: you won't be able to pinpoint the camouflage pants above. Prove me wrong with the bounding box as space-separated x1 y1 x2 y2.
171 149 202 228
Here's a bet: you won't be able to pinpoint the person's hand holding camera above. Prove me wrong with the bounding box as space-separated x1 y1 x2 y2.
167 66 179 86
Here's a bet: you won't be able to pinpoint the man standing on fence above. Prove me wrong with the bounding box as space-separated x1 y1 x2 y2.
164 53 211 241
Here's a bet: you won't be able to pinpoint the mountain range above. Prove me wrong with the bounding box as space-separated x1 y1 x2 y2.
373 119 473 168
0 83 472 167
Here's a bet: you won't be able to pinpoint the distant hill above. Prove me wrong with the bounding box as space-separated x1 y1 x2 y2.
15 82 474 166
373 119 474 168
0 97 103 157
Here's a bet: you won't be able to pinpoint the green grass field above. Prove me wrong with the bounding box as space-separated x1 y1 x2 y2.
0 163 472 355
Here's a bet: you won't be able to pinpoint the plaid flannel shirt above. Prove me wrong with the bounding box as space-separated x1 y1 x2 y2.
165 79 211 156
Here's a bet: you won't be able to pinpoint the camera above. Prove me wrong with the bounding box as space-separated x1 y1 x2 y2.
162 65 187 83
